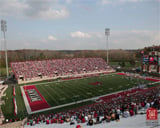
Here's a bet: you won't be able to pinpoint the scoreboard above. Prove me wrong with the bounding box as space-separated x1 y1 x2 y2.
143 55 160 65
142 51 160 73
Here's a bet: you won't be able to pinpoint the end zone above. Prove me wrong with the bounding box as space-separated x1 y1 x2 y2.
20 85 50 114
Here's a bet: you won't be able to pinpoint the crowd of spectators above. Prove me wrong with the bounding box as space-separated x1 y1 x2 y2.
10 58 112 82
26 85 160 127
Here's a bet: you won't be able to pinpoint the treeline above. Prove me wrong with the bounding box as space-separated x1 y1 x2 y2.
0 49 138 67
0 45 159 68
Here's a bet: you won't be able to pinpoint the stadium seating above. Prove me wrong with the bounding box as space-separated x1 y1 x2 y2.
25 85 160 127
10 58 114 84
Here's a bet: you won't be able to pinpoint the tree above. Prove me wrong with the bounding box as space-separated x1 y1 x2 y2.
121 62 126 67
129 59 135 66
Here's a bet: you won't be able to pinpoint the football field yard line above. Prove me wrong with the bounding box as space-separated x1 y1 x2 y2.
45 84 77 105
46 85 64 99
64 80 98 99
61 83 87 99
41 86 61 106
48 85 73 103
56 85 80 101
76 81 100 92
72 79 103 95
37 85 59 106
76 84 101 97
64 83 91 99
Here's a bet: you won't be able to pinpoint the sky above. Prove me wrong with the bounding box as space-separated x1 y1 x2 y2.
0 0 159 50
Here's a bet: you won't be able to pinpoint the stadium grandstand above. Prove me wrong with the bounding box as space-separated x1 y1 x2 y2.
10 57 115 84
24 84 160 128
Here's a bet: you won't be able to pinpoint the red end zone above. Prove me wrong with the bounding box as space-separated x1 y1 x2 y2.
23 85 50 111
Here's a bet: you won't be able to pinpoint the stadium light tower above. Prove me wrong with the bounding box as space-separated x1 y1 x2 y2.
105 28 110 64
1 20 9 77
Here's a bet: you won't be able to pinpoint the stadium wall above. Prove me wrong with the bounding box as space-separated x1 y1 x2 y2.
17 70 115 84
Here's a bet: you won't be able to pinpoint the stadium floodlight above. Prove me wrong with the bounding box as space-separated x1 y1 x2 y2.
1 20 9 77
105 28 110 64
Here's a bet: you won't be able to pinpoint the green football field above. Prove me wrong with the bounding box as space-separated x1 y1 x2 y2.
34 73 150 107
1 73 154 120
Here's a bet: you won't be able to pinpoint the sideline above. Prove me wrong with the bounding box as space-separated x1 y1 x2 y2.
23 72 117 87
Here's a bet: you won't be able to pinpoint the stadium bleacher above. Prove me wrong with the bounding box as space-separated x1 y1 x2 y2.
10 58 114 84
25 85 160 127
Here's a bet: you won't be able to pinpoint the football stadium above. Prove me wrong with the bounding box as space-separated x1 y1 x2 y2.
0 0 160 128
1 55 160 128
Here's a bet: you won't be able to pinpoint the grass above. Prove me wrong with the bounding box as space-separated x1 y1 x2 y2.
1 86 27 121
1 73 153 121
15 86 28 118
109 61 141 68
1 86 14 119
0 67 12 77
35 74 149 107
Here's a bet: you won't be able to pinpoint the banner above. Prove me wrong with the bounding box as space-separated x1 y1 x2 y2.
146 108 158 126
